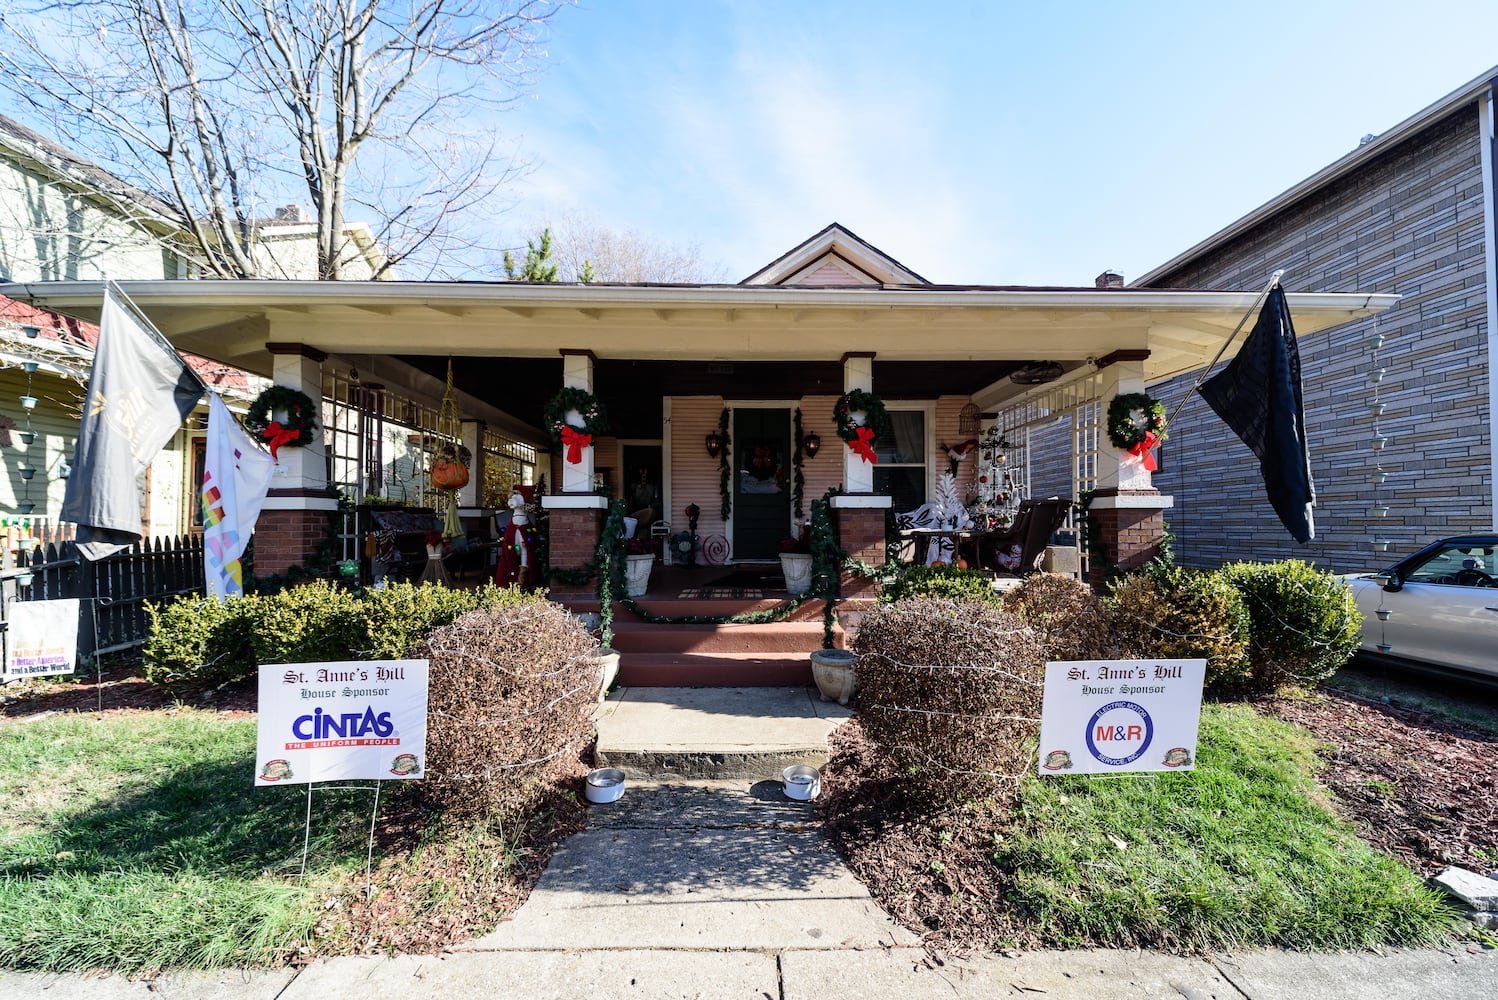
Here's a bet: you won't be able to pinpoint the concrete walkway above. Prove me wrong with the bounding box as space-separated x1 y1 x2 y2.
3 779 1494 998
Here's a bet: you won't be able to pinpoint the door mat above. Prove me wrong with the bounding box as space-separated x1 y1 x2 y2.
704 568 786 590
676 587 765 599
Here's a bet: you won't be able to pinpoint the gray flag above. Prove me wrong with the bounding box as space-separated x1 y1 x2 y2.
62 287 203 560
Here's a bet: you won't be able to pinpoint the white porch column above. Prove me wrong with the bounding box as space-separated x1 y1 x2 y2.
268 345 329 492
560 348 596 494
842 351 876 494
459 419 484 508
1095 359 1155 493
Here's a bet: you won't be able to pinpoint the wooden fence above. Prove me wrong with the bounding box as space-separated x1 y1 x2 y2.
2 534 206 661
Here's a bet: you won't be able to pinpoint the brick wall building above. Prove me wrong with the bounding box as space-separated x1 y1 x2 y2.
1138 70 1498 572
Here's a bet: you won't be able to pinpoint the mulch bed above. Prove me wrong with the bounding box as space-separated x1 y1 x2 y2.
819 685 1498 954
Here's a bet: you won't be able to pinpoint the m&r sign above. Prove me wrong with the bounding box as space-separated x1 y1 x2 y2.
1037 659 1205 776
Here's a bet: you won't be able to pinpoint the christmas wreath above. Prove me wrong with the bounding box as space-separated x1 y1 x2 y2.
244 385 318 459
1106 392 1168 471
542 387 610 464
833 389 891 464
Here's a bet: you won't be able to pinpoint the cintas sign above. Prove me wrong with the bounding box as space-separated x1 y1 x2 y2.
255 659 428 785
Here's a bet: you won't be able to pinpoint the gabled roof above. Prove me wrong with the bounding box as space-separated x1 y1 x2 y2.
0 114 183 227
1135 65 1498 286
740 222 929 286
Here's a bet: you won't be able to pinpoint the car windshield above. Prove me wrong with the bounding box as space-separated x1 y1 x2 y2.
1404 543 1497 584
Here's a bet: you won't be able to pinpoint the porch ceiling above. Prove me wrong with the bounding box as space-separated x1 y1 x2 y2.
1 278 1397 388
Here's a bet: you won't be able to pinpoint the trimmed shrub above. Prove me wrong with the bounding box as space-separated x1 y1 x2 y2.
1002 572 1112 662
358 582 530 659
142 594 258 688
1219 559 1362 695
415 595 596 821
879 563 1004 607
1106 567 1251 696
249 580 364 665
853 597 1045 808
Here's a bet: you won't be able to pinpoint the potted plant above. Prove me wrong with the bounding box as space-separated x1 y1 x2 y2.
810 647 857 704
778 531 814 596
624 536 656 597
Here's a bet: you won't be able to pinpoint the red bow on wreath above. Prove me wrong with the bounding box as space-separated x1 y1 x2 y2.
263 421 300 460
847 426 879 464
1128 430 1160 472
561 426 593 464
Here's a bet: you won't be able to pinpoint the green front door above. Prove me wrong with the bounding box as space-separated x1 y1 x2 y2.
731 407 791 560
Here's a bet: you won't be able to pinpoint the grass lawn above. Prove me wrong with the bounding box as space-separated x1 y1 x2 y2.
825 703 1458 953
0 709 580 974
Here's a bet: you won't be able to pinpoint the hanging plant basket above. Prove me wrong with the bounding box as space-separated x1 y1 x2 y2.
244 386 318 458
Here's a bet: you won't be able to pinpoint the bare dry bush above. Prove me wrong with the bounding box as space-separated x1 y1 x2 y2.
414 596 597 821
852 598 1046 809
1001 572 1112 662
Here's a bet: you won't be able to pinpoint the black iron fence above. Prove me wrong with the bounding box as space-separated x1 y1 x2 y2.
2 535 205 661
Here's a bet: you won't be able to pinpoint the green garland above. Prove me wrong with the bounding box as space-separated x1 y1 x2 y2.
244 385 318 449
543 386 610 441
833 389 891 445
810 489 845 649
792 407 806 521
717 407 732 521
1106 392 1168 451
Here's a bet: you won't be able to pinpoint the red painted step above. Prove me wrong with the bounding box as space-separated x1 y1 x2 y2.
617 652 813 687
606 619 834 655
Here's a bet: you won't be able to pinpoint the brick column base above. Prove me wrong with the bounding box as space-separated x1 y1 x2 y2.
834 506 886 597
254 508 334 578
545 506 604 595
1086 488 1167 590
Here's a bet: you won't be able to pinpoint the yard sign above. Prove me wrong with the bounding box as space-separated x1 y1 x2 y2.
255 659 428 785
3 599 80 681
1037 658 1205 776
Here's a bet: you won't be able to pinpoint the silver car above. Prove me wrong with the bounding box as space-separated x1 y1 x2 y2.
1345 535 1498 677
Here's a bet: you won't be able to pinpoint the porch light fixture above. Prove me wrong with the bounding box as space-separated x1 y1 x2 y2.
705 429 725 459
801 431 821 459
957 403 981 434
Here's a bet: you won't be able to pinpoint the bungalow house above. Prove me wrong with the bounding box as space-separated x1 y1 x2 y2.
3 224 1394 588
1136 66 1498 571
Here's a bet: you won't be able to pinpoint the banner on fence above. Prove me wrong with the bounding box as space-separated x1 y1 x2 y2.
3 598 81 680
1037 658 1205 776
255 660 429 785
203 393 273 598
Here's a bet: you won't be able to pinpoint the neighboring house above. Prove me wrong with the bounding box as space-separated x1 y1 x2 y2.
4 223 1392 581
1137 67 1498 572
0 114 387 539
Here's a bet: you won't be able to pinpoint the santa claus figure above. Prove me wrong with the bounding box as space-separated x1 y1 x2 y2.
496 484 538 589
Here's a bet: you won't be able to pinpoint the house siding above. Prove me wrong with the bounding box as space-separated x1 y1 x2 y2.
1143 105 1492 572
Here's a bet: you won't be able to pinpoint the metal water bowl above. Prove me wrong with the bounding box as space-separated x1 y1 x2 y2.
585 767 625 804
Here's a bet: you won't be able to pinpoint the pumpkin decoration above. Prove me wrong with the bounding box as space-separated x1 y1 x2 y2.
431 447 469 491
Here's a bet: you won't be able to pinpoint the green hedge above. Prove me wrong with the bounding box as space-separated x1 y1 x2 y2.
878 563 1004 606
1106 567 1252 697
143 582 532 689
1219 559 1362 694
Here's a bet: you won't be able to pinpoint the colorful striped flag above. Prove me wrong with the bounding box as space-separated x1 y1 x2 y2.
203 392 273 597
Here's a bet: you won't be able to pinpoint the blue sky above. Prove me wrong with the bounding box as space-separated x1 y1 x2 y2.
493 0 1498 286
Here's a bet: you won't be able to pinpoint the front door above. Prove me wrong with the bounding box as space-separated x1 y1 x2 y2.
731 408 790 560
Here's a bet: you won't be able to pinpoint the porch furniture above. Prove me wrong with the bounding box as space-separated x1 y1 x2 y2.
363 506 443 583
902 528 985 568
979 497 1070 577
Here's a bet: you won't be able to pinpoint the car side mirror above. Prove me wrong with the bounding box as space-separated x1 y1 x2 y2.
1375 571 1402 593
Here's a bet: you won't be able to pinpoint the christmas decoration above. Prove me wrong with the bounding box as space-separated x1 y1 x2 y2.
543 387 609 464
833 389 890 463
1106 392 1168 472
496 484 538 588
244 386 318 460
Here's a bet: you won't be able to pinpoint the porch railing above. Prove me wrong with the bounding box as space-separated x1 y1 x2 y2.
2 534 206 663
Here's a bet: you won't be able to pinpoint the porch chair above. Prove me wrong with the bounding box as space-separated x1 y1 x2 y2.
981 497 1070 577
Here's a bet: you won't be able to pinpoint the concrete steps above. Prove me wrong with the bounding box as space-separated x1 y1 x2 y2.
593 686 853 779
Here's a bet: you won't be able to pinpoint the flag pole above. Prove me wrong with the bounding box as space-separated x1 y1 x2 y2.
1167 269 1285 427
103 278 209 391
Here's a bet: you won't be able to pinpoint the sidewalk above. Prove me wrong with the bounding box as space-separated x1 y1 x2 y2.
1 780 1493 999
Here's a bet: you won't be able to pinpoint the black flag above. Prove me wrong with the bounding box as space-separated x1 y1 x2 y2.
1197 285 1315 543
62 286 203 559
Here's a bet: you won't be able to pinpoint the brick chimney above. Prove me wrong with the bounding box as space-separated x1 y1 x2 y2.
1095 270 1124 289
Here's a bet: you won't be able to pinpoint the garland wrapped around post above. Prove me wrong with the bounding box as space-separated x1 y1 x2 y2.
792 407 806 522
1106 392 1168 472
833 389 890 464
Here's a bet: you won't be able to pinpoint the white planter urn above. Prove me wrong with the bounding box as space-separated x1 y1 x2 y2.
810 648 857 705
583 646 621 701
624 553 655 597
779 552 814 596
